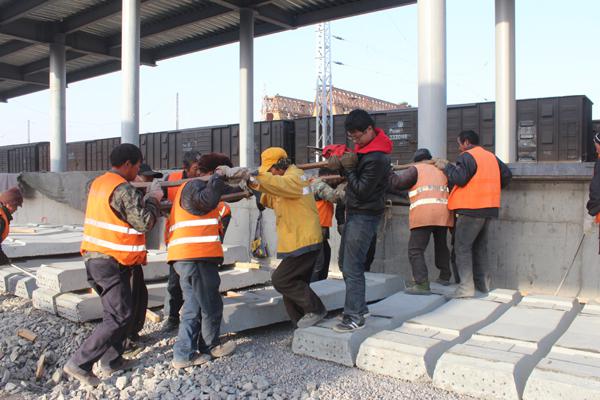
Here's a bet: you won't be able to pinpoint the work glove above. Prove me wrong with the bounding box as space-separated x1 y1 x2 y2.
434 158 449 170
215 166 251 181
144 180 164 202
340 152 358 170
333 182 347 202
327 155 343 171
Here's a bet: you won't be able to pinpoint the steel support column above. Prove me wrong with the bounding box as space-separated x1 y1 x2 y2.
495 0 516 163
49 34 66 172
121 0 140 145
417 0 447 158
239 8 255 168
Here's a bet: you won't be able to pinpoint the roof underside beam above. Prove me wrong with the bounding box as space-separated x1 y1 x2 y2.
209 0 296 29
0 0 48 25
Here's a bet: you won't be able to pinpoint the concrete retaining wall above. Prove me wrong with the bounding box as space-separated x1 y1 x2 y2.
8 163 600 299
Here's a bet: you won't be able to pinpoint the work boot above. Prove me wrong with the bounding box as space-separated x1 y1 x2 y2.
172 353 211 369
123 339 145 358
296 309 327 329
210 341 237 359
162 317 179 332
63 361 101 387
405 281 431 295
100 357 139 377
445 286 475 299
435 277 451 286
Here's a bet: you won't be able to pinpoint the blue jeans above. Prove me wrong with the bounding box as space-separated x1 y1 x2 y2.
341 213 382 322
172 261 222 362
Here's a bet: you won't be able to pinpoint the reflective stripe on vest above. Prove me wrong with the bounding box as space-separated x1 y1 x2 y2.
408 164 454 229
409 197 448 210
448 146 501 210
167 180 223 262
0 207 10 241
80 172 147 266
167 170 184 203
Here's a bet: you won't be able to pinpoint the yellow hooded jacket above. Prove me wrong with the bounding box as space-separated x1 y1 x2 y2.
255 165 322 258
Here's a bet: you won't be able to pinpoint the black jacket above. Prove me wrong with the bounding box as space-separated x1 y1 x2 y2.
444 147 512 218
587 159 600 217
344 151 391 215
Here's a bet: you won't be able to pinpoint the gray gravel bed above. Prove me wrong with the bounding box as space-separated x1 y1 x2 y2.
0 294 476 400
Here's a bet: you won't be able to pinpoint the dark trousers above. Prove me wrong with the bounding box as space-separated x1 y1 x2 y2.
340 213 382 322
408 226 451 284
272 250 325 323
311 228 331 282
454 215 491 295
127 265 148 338
172 261 223 361
70 258 133 371
163 264 183 321
339 229 377 272
450 227 460 283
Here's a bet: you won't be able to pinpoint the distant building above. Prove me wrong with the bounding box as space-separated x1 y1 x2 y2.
261 87 410 121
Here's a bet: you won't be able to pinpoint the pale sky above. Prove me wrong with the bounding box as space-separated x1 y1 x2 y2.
0 0 598 146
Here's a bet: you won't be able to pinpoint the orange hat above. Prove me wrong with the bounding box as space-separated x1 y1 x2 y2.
259 147 288 174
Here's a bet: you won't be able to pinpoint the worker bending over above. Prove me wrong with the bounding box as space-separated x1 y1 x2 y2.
64 144 162 387
436 130 512 298
163 151 202 332
168 153 245 369
388 149 453 295
251 147 326 329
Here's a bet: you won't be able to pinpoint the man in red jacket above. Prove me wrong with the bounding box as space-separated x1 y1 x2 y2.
328 109 393 332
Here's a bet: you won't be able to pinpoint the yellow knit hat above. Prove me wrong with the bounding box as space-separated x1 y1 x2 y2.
259 147 288 173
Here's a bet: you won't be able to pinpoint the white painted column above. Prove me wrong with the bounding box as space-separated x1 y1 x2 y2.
418 0 447 158
121 0 140 145
49 34 66 172
239 8 255 168
495 0 516 163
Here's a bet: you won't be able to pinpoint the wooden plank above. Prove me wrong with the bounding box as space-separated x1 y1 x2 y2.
17 328 37 342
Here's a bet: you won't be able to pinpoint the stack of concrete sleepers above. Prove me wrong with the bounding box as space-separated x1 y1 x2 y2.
432 295 581 400
31 246 268 323
523 302 600 400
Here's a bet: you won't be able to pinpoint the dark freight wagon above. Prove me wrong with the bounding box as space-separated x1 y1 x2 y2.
0 95 595 173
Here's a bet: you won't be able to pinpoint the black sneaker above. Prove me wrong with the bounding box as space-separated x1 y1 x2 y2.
162 318 179 332
332 316 365 333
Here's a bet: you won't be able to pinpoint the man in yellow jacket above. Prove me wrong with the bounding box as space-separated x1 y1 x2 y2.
251 147 326 328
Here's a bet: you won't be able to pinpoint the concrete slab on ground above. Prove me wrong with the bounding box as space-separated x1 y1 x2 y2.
15 276 37 299
4 225 83 258
222 273 403 334
293 292 446 366
523 304 600 400
433 295 580 400
56 283 167 322
35 246 251 293
32 287 61 314
356 289 521 381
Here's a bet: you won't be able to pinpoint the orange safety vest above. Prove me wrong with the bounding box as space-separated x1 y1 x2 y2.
316 200 334 228
448 146 501 210
167 170 184 203
409 164 454 229
0 206 10 241
81 172 147 266
167 181 223 262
